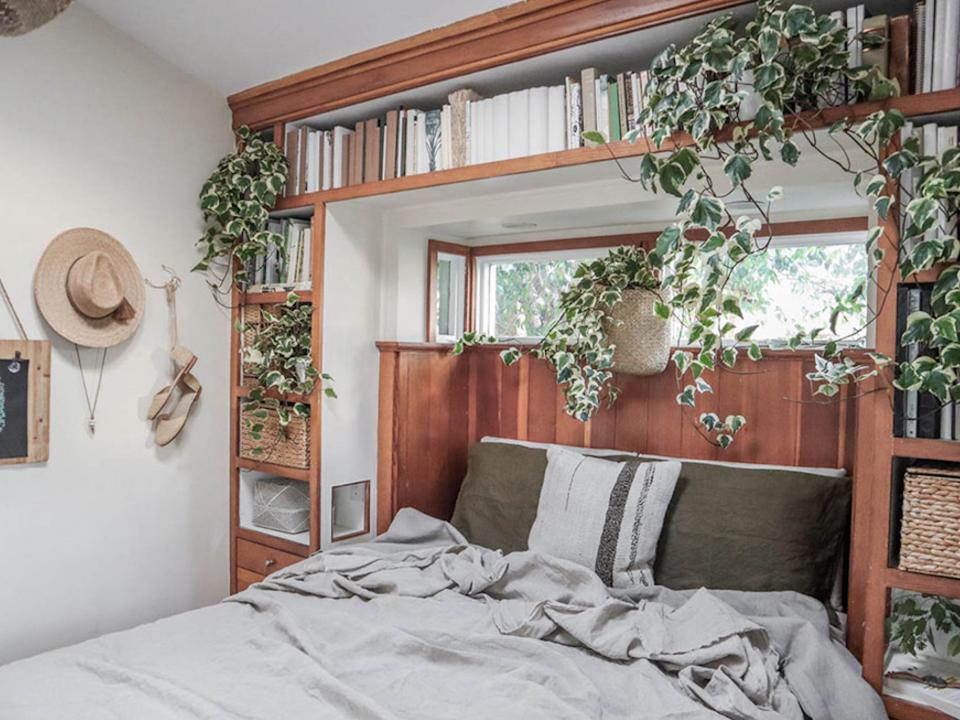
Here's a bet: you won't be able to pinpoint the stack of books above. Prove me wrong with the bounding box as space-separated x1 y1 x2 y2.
245 218 312 293
279 2 956 196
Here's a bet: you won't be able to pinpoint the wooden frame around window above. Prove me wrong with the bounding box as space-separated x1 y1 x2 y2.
425 217 867 342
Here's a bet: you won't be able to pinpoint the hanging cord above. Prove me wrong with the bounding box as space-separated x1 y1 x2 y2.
0 274 28 340
75 345 107 434
145 265 181 351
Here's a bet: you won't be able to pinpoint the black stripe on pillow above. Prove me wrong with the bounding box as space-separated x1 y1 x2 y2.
594 460 640 585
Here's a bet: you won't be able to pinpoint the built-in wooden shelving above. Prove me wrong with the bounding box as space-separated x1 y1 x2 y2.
241 289 313 305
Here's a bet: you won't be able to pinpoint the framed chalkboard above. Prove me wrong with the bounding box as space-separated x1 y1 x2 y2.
0 340 50 465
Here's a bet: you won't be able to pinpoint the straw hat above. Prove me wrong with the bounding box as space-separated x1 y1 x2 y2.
0 0 72 36
34 228 144 348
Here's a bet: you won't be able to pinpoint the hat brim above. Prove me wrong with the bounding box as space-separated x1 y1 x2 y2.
34 228 145 348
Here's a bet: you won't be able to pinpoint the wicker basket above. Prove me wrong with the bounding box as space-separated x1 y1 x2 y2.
605 288 671 376
239 406 310 469
899 465 960 579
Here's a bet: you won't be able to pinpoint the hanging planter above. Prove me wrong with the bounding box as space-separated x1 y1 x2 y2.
605 288 671 376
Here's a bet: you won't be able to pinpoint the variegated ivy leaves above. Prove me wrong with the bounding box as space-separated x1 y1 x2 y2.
238 293 335 455
453 245 661 422
195 125 289 291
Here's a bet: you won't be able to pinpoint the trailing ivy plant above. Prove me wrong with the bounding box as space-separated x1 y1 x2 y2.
238 292 335 455
195 125 288 293
458 0 960 448
455 245 661 421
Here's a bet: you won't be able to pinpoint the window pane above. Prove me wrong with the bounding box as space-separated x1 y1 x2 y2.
493 258 583 337
723 241 868 344
436 259 452 336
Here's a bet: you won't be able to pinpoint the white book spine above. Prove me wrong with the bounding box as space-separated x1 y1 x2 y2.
935 0 960 90
567 80 582 149
507 90 529 159
596 76 610 140
416 110 428 175
321 131 332 191
492 93 510 162
440 104 451 171
284 221 299 285
905 287 921 438
528 86 550 156
300 227 312 284
924 0 937 92
546 85 566 153
405 110 417 176
482 98 495 164
466 101 476 166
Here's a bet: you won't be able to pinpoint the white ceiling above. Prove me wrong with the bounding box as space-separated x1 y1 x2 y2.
76 0 513 97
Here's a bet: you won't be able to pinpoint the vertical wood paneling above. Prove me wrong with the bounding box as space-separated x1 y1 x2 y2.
377 344 856 532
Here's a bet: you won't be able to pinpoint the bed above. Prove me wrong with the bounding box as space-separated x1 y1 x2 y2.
0 441 886 720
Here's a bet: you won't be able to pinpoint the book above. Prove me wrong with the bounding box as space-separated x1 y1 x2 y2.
923 0 936 92
448 88 482 168
351 120 365 185
424 109 442 172
547 84 566 152
596 74 610 141
416 110 429 174
580 67 599 139
507 90 530 159
889 15 912 95
862 15 890 77
440 104 453 170
564 76 582 149
934 0 960 90
616 73 628 138
383 110 399 181
331 127 350 189
492 93 510 162
482 97 495 165
298 126 309 195
608 77 622 141
363 118 380 183
321 131 332 191
284 128 299 196
529 86 549 155
915 2 927 94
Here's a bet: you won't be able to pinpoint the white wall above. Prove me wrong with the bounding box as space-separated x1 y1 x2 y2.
0 6 233 664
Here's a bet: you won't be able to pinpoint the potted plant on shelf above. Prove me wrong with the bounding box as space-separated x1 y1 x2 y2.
194 125 289 294
459 0 959 450
238 293 335 466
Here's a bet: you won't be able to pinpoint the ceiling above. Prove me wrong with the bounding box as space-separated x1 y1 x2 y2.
77 0 513 97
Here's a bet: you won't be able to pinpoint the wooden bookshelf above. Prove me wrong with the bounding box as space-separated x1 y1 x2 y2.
275 88 960 212
241 289 313 305
225 1 960 717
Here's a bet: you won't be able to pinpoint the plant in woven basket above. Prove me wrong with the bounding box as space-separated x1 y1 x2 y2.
887 593 960 659
456 245 664 422
458 0 960 449
238 292 335 455
195 125 288 293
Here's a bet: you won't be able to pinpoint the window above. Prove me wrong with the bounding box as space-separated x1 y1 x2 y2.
722 231 869 345
431 250 467 342
475 248 610 340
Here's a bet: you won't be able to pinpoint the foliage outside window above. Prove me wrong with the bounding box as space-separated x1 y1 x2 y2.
887 591 960 660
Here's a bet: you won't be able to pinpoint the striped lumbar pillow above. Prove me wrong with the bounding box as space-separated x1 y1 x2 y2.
528 446 681 588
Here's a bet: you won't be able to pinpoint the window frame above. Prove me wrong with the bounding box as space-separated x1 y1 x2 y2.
426 240 472 343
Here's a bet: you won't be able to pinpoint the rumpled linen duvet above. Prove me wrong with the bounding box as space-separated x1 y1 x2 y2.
0 509 885 720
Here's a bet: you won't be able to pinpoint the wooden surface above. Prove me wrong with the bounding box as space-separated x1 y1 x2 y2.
228 0 755 128
236 537 303 575
0 340 50 465
376 343 857 532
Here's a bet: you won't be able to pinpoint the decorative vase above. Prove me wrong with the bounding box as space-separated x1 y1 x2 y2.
605 288 671 375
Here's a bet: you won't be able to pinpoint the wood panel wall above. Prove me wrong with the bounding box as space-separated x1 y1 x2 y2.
377 342 858 532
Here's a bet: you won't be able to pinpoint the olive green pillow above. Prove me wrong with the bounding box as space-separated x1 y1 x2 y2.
647 456 851 602
450 442 635 553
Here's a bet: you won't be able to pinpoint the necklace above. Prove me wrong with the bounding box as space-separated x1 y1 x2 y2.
74 345 107 434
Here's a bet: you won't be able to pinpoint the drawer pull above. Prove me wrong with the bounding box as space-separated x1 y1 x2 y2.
264 558 276 569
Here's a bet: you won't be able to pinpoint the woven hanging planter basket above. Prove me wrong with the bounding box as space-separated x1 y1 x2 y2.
604 288 671 376
0 0 71 36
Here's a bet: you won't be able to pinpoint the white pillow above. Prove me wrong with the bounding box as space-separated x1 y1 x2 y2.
528 447 680 588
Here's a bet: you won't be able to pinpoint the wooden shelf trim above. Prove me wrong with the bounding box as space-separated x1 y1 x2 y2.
228 0 756 128
241 289 313 305
886 568 960 599
236 457 312 482
893 437 960 463
884 693 956 720
274 89 960 210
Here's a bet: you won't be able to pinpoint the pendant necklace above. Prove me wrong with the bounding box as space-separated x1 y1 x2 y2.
75 345 107 434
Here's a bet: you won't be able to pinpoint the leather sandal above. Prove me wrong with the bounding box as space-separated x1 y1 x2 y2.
154 372 202 446
147 345 197 420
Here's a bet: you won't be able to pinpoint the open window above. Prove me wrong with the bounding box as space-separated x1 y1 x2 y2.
427 241 470 342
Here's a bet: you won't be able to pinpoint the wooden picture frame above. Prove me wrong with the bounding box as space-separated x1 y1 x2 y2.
0 340 51 465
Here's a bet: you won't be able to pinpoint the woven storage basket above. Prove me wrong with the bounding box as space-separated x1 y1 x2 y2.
604 288 671 376
252 477 310 534
899 465 960 579
239 406 310 469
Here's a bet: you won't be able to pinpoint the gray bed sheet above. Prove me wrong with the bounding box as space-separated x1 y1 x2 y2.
0 509 885 720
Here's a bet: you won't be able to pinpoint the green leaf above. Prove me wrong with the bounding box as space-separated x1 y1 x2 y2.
690 195 724 230
735 324 759 342
748 342 763 361
901 311 933 345
582 130 606 145
654 300 671 320
780 140 800 166
723 154 753 187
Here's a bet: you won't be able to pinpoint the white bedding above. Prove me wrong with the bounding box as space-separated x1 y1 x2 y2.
0 509 885 720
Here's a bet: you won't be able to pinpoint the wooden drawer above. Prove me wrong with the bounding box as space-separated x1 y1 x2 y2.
236 539 302 576
236 567 264 592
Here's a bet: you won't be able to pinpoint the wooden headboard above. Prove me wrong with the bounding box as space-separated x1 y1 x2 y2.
376 342 858 533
